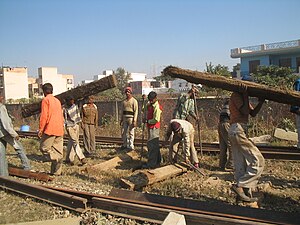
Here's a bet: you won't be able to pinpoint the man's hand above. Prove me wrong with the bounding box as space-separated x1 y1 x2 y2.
37 131 43 139
15 135 20 141
239 83 248 93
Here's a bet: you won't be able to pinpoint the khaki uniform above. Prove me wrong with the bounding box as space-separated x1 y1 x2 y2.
82 103 98 155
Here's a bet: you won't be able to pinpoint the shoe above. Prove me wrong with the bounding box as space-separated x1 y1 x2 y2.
64 160 74 166
80 158 87 165
231 185 258 202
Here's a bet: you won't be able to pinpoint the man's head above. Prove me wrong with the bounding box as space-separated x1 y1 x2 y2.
87 95 94 104
148 91 157 104
171 121 181 133
42 83 53 96
66 95 75 106
124 87 133 98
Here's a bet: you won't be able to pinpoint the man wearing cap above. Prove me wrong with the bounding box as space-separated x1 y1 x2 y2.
143 91 162 168
120 87 138 150
173 88 198 122
63 96 87 166
165 119 199 168
81 95 98 157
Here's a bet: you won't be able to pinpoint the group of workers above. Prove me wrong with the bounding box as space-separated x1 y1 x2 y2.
121 83 266 203
0 81 269 204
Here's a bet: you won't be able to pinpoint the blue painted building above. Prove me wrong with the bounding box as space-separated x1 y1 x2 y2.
231 39 300 79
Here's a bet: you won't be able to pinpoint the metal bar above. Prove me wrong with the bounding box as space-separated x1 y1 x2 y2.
17 131 300 160
109 188 299 225
42 186 299 225
0 176 87 212
8 167 53 182
91 196 272 225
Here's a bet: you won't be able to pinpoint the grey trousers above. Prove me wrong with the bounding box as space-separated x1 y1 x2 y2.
83 123 96 154
228 123 265 188
0 137 31 176
218 122 233 169
66 124 85 162
147 127 161 168
121 117 135 149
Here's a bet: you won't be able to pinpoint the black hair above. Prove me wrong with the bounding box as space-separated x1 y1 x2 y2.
148 91 157 100
42 83 53 94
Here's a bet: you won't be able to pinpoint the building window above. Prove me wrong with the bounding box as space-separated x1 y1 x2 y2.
67 79 73 84
179 83 182 87
296 57 300 73
279 58 291 68
249 60 260 74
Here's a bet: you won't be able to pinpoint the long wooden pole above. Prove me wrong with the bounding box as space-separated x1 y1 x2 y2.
22 75 117 118
163 66 300 106
192 90 203 158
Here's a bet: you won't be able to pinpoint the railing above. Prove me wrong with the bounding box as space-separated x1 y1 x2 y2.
231 39 300 56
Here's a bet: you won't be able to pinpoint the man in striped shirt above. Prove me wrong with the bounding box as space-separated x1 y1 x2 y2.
63 96 87 166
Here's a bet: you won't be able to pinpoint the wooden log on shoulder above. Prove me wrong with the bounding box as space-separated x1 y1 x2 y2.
21 75 117 118
163 66 300 106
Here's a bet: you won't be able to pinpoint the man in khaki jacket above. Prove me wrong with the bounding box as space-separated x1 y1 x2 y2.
81 95 98 157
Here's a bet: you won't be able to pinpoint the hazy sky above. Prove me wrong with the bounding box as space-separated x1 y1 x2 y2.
1 0 299 83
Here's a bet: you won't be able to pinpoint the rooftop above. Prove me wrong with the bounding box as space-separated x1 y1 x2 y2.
231 39 300 58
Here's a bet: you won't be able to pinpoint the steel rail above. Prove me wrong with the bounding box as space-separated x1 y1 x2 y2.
43 186 299 225
0 176 87 212
18 131 300 160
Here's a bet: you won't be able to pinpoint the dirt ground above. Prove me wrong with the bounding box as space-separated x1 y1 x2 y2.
0 138 300 225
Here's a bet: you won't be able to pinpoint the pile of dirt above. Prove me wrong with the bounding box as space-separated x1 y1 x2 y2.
1 139 300 224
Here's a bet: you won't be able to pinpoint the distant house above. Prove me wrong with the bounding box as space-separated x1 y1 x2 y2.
231 39 300 79
0 67 29 100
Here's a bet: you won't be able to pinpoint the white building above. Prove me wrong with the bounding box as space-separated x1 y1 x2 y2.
128 72 146 82
0 67 29 100
171 79 198 93
38 67 74 95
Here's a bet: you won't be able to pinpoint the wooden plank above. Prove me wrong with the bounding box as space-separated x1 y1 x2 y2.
119 164 188 190
86 150 140 174
21 74 117 118
273 128 298 142
162 66 300 106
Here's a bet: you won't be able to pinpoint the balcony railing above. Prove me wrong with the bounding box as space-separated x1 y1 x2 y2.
231 39 300 57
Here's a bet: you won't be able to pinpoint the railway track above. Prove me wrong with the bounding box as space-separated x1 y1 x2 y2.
0 176 298 225
18 131 300 160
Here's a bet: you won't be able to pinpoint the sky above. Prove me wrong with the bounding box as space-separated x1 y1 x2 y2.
1 0 299 84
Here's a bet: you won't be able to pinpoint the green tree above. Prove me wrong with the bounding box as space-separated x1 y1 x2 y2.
114 67 131 92
97 87 123 101
205 62 231 77
201 63 232 96
252 65 299 90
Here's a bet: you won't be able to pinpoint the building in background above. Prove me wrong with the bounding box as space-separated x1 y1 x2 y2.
28 77 39 98
38 67 74 95
231 39 300 79
0 67 29 101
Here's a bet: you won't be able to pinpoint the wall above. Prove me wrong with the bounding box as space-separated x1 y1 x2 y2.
3 67 28 100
